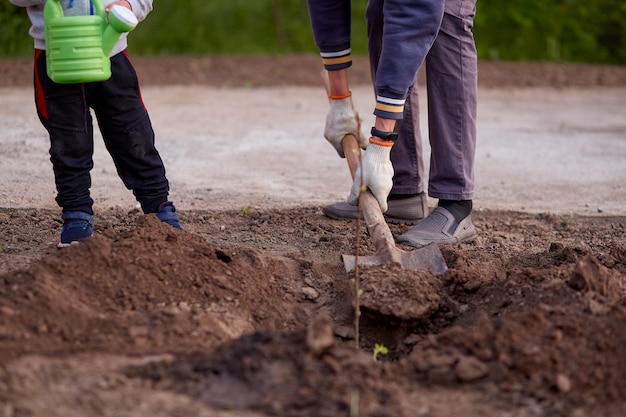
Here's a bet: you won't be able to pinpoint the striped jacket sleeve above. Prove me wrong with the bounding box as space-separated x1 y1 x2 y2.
306 0 352 71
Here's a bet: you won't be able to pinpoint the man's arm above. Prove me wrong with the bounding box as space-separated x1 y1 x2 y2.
307 0 352 71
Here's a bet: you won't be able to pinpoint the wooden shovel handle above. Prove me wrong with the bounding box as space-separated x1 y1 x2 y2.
341 134 403 265
342 134 361 180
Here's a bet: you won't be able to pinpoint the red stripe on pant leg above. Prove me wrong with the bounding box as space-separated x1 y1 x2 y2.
123 50 147 111
34 49 48 120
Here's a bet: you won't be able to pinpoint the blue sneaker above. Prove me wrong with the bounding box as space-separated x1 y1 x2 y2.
156 201 183 230
59 211 94 247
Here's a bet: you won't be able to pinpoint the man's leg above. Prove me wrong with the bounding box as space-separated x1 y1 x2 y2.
397 0 478 247
426 0 477 202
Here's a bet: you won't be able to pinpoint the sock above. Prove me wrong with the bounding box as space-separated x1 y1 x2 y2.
438 199 472 223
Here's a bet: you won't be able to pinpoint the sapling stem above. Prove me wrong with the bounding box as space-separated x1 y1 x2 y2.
353 147 363 351
354 214 361 350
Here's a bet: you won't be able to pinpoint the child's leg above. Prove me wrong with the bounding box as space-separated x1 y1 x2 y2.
34 50 95 215
88 51 171 214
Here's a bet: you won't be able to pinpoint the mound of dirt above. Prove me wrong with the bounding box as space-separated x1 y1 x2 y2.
1 205 625 416
0 214 335 361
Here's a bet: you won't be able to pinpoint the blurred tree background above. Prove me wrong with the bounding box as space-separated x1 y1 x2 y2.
1 0 624 65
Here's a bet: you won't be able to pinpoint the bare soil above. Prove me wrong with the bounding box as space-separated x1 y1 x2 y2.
2 55 626 89
1 56 626 417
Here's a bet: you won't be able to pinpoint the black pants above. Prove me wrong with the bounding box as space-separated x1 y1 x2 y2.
34 49 170 215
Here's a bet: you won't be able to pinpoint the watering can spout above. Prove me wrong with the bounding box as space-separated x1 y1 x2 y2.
43 0 138 84
102 5 138 56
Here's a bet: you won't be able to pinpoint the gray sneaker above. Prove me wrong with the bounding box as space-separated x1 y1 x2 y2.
322 193 429 225
396 206 477 247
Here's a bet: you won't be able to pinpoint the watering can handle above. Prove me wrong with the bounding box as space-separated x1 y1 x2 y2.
90 0 106 19
44 0 106 19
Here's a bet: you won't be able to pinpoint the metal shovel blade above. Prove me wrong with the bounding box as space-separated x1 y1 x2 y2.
342 242 448 275
338 134 448 275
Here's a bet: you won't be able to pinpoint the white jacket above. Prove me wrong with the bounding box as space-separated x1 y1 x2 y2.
8 0 153 56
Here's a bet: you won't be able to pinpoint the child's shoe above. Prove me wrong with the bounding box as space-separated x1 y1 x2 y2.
58 211 94 247
157 201 183 230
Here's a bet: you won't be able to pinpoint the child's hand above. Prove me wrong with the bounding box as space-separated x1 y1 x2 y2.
105 1 132 13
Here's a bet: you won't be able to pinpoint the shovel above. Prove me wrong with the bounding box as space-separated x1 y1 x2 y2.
340 134 448 274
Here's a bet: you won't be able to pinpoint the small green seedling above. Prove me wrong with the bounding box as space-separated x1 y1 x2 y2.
239 207 252 216
373 343 389 362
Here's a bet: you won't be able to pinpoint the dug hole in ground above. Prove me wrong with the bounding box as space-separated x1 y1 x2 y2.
0 56 625 417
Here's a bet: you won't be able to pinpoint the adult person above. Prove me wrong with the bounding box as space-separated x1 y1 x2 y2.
8 0 182 246
307 0 477 247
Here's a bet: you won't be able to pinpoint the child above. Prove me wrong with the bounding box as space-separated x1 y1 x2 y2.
8 0 182 246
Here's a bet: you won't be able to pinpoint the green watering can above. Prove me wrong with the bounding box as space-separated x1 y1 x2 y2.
44 0 138 84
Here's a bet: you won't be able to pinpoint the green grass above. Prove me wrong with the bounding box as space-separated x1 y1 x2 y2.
1 0 624 64
473 0 626 64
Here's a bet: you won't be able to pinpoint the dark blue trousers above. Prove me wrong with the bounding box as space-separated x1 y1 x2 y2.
34 49 170 215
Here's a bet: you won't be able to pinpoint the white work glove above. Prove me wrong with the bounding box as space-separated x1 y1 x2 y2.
347 142 394 212
324 95 369 158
